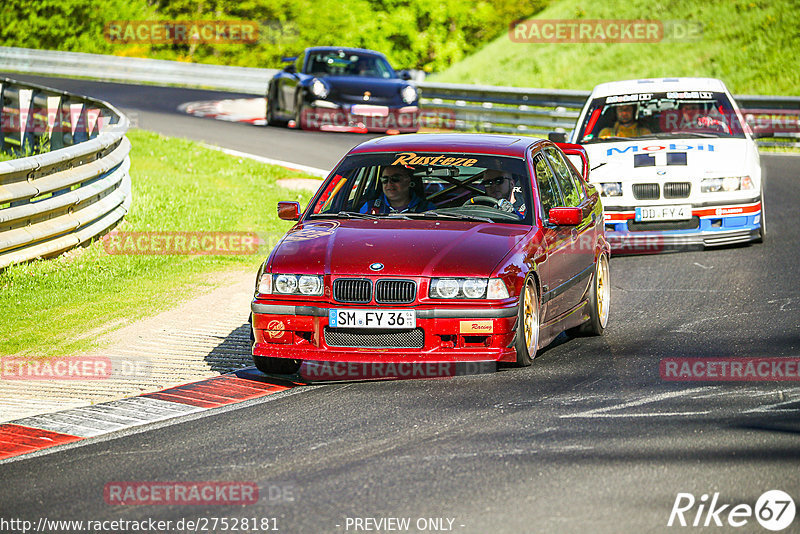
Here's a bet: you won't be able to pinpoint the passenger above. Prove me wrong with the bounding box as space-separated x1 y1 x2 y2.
599 104 652 138
359 165 435 214
677 102 730 133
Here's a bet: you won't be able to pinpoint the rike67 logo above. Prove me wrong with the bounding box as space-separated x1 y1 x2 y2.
668 490 796 531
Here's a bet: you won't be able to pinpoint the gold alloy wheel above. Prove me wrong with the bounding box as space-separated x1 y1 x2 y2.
597 254 610 329
523 280 539 354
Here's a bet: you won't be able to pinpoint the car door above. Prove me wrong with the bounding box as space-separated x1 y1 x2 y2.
531 149 571 322
544 145 595 315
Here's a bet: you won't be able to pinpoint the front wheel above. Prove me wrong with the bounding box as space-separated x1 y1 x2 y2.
514 277 540 366
570 252 610 336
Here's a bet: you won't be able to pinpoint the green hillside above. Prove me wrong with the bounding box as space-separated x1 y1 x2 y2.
0 0 547 73
431 0 800 95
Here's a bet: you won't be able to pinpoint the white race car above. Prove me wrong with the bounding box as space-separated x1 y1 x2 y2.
571 77 763 252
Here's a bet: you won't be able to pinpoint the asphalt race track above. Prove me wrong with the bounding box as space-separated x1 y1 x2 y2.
0 73 374 169
1 75 799 533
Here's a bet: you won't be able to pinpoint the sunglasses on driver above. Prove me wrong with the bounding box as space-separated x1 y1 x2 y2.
481 177 508 186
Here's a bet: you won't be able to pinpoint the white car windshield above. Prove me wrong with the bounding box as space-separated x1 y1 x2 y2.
577 91 747 142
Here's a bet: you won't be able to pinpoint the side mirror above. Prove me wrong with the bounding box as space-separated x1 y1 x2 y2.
398 70 412 81
548 207 582 226
278 201 301 221
548 132 567 143
283 64 296 74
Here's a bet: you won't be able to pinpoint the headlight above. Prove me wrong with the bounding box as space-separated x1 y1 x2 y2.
429 278 507 299
401 85 417 104
598 182 623 197
310 78 328 98
266 274 324 296
298 275 323 295
701 176 753 193
431 278 459 299
274 274 298 294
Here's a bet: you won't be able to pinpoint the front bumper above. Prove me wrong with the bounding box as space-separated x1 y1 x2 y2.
602 200 762 252
250 301 519 363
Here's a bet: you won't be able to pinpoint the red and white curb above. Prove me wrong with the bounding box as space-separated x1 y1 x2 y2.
0 370 293 461
178 98 266 125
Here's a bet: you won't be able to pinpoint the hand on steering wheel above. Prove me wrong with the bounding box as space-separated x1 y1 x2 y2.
464 195 502 208
463 196 516 213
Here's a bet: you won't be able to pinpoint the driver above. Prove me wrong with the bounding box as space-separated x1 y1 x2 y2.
359 165 435 214
599 104 652 138
479 170 525 215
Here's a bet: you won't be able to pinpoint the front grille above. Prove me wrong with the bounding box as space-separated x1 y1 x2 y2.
324 328 424 348
375 280 416 303
627 216 700 232
632 183 660 200
663 182 691 199
333 278 371 303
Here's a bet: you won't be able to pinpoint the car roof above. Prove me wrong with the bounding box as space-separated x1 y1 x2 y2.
348 133 547 158
589 77 730 98
305 46 388 59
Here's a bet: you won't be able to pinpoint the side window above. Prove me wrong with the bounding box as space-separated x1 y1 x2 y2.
545 147 582 207
533 152 561 221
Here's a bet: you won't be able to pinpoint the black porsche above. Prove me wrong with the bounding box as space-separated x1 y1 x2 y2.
265 47 420 133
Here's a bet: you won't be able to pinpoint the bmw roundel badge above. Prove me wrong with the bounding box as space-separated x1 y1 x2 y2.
369 262 384 271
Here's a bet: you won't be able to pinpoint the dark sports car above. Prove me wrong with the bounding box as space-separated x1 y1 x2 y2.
250 134 611 377
265 47 420 133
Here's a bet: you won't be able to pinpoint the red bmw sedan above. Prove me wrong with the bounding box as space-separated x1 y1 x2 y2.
251 134 610 375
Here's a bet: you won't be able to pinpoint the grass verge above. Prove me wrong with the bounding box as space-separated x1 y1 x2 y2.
0 129 315 357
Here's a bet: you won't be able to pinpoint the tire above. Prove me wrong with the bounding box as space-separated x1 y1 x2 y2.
570 252 610 336
514 277 540 366
253 355 302 375
755 191 766 243
265 89 288 127
293 99 306 130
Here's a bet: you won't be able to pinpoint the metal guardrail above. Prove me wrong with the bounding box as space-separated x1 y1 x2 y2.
0 77 131 269
1 46 796 148
0 46 277 94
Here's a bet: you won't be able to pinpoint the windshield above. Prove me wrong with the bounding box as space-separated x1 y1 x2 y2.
576 91 746 143
307 152 532 224
305 51 395 79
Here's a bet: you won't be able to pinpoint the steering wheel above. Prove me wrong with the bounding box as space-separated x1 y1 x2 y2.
463 195 502 208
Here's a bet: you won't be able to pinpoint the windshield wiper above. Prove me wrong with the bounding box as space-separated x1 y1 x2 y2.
333 211 380 219
407 211 494 223
654 132 720 138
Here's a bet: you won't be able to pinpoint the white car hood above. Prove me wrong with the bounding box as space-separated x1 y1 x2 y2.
585 137 761 182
